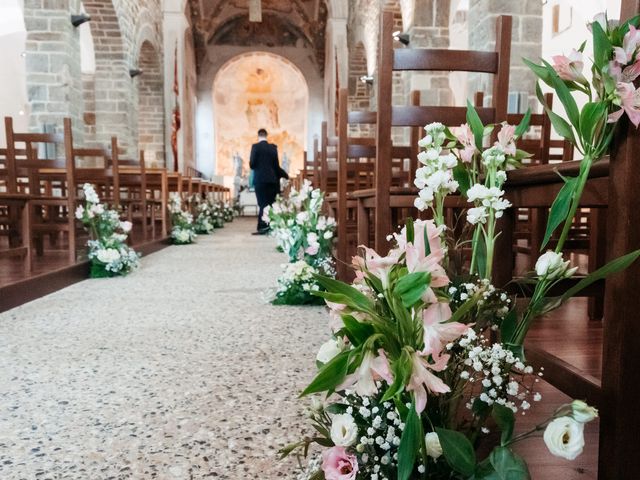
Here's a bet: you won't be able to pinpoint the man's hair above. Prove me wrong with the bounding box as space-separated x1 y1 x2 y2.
258 128 268 137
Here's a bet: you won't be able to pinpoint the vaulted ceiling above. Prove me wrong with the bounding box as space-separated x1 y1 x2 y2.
188 0 328 72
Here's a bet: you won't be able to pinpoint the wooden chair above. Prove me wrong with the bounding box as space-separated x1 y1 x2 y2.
360 10 512 252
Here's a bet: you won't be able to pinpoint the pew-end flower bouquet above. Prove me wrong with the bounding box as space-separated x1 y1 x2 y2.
169 193 197 245
76 183 140 278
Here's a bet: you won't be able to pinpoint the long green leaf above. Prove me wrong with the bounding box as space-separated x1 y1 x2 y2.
514 109 531 138
382 349 411 401
406 217 415 244
313 275 375 312
300 350 351 396
561 249 640 301
492 404 515 445
499 309 518 345
541 176 578 250
523 58 553 87
466 100 485 150
591 20 613 71
453 164 471 196
436 428 477 477
342 315 374 346
398 402 422 480
395 271 431 308
579 102 607 145
489 447 531 480
542 59 580 131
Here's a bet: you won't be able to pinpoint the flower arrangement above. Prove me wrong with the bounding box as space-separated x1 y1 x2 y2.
75 183 140 278
282 13 640 478
223 202 235 222
189 194 215 234
168 193 197 245
265 179 337 305
205 193 226 228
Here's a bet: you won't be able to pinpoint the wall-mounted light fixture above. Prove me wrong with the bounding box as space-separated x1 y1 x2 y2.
393 31 410 46
360 75 374 85
129 69 143 78
71 14 91 27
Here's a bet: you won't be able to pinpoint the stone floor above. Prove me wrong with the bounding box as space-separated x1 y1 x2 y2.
0 218 328 479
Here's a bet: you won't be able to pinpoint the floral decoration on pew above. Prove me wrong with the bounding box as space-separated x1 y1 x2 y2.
189 194 215 234
168 193 197 245
223 202 235 223
264 179 337 306
76 183 140 278
205 193 227 229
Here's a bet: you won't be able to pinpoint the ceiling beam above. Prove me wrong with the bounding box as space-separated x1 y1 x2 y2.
249 0 262 22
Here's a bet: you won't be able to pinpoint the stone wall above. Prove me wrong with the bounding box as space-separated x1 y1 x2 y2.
468 0 543 111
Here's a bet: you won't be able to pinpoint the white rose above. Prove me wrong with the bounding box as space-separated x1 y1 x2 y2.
543 417 585 460
535 251 577 279
330 413 359 447
316 338 342 364
570 400 598 423
425 432 443 459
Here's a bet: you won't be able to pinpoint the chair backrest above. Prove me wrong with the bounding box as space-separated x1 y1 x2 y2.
5 116 75 203
373 10 512 250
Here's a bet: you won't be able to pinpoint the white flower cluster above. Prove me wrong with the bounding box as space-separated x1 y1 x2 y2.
448 278 511 327
414 123 459 211
277 260 320 294
454 329 542 415
169 193 197 245
295 455 323 480
481 145 508 169
76 183 140 277
535 251 578 280
465 183 512 225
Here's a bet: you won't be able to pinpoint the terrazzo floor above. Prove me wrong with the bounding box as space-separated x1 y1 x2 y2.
0 218 328 479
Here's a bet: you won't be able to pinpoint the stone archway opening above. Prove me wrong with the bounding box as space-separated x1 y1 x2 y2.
212 52 309 180
137 40 164 167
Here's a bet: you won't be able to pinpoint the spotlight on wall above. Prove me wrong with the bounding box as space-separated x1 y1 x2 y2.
129 69 143 78
392 31 410 46
360 75 374 85
71 14 91 27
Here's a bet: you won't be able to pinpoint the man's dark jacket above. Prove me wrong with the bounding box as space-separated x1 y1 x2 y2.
249 141 287 185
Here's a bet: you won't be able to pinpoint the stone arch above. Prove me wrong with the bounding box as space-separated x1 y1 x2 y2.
136 39 164 166
212 52 309 178
82 0 132 150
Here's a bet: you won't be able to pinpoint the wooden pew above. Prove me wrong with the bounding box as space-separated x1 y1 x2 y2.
356 11 512 252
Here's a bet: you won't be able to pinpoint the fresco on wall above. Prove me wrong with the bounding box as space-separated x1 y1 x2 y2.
213 52 308 178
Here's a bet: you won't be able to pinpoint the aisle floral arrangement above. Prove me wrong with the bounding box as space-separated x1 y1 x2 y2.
265 180 337 305
190 194 215 234
76 183 140 278
205 193 227 228
168 193 197 245
283 14 640 479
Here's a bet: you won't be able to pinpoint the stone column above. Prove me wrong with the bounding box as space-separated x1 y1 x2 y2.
325 16 348 136
468 0 543 111
24 0 84 140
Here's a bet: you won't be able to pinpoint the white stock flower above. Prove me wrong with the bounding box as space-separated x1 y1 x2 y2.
535 251 577 279
330 413 359 447
570 400 598 423
425 432 443 459
120 221 132 233
96 248 121 265
543 417 585 460
467 206 489 225
75 206 85 219
466 184 490 202
316 338 343 363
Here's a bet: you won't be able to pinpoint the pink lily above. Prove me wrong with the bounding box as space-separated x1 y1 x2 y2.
608 82 640 127
454 123 477 163
496 124 517 156
361 246 400 289
552 49 586 83
326 300 346 333
422 303 469 356
407 351 451 413
338 349 393 396
609 59 640 83
613 25 640 65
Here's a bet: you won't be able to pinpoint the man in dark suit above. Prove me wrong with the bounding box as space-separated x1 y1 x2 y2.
249 128 287 234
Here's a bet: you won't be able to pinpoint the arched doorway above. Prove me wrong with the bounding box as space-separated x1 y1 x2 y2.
137 40 164 167
212 52 309 179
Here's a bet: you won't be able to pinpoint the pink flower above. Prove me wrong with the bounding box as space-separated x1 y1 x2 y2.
338 349 393 396
326 300 346 333
305 243 319 255
454 123 476 163
496 123 517 156
609 82 640 127
422 303 468 356
552 49 586 83
322 447 359 480
613 25 640 65
407 352 451 413
361 247 400 289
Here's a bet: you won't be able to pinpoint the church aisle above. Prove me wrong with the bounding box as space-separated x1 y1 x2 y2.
0 218 327 479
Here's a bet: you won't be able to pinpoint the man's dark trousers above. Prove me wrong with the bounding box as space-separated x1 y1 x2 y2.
255 182 279 231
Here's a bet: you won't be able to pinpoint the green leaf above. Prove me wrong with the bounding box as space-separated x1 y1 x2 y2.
449 294 478 324
398 402 422 480
406 217 415 244
500 309 517 344
523 58 553 86
467 99 485 150
492 404 515 445
546 108 577 144
436 428 477 477
453 164 471 196
395 271 431 308
342 315 374 346
475 230 487 278
514 109 531 138
541 59 580 131
489 446 531 480
313 275 375 312
591 20 613 71
560 249 640 302
382 349 411 401
300 350 350 396
541 176 578 250
579 102 607 145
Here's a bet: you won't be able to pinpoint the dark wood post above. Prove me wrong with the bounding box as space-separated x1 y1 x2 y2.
337 88 349 279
